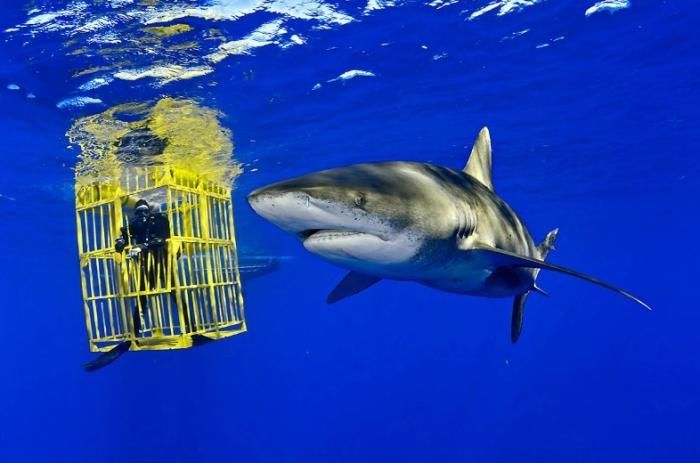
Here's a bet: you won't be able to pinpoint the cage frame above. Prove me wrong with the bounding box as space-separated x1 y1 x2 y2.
75 166 246 352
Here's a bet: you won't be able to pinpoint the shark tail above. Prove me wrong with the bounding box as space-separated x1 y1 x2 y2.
511 228 559 343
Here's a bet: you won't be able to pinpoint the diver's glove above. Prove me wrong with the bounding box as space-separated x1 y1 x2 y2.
115 237 126 253
127 246 143 259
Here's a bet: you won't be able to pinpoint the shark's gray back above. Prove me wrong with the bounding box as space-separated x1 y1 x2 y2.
395 161 539 258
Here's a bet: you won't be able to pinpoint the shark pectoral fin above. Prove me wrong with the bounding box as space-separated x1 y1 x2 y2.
83 340 132 372
471 246 653 311
512 293 528 343
327 271 381 304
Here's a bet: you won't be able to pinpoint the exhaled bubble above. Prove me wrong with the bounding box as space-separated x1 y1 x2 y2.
68 97 241 185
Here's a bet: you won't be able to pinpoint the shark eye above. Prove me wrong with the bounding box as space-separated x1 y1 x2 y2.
354 194 367 207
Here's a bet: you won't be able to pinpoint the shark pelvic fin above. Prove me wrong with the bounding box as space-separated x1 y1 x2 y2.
512 293 528 343
471 246 653 311
532 284 548 296
327 271 381 304
464 127 494 191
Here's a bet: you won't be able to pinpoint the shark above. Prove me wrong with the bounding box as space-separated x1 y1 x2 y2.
247 127 651 342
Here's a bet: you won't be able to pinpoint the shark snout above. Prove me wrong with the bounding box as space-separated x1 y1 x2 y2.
247 188 273 217
248 188 311 232
248 186 346 237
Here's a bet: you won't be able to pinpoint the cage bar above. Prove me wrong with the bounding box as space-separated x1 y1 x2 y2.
75 166 246 352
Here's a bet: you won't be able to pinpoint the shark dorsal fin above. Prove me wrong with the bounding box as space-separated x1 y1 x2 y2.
464 127 494 191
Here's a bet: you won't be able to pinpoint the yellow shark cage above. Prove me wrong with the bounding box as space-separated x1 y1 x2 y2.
75 166 246 352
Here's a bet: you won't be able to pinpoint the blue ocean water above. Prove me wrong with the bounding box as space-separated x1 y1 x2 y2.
0 0 698 461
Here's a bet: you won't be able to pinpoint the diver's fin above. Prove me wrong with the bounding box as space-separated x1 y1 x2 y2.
327 271 381 304
83 341 132 372
464 127 494 191
191 334 216 347
512 293 528 343
470 246 653 311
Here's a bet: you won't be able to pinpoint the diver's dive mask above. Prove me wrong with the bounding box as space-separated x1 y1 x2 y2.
135 205 150 220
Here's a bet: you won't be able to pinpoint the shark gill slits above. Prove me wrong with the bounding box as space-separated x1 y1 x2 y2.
456 207 465 239
456 206 473 239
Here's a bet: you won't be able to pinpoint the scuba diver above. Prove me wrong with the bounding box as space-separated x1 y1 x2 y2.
114 199 176 336
85 199 191 372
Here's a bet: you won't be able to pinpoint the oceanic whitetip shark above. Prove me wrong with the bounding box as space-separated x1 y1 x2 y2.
248 127 652 342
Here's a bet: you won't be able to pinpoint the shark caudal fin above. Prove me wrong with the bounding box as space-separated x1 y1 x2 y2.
510 228 559 343
537 228 559 260
511 294 527 343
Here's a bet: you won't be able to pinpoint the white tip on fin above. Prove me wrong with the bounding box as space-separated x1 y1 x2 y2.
464 127 494 191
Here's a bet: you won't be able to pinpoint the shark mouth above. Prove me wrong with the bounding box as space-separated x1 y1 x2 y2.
298 229 382 242
300 227 415 271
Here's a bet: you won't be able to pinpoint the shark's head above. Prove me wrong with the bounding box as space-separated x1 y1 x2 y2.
248 162 456 276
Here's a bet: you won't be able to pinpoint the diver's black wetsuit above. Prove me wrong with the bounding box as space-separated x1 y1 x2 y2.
115 211 189 335
116 212 170 258
86 209 188 372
